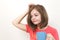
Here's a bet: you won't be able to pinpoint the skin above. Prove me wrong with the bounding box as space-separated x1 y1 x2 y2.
31 9 41 26
30 9 55 40
12 8 55 40
46 33 55 40
31 9 48 30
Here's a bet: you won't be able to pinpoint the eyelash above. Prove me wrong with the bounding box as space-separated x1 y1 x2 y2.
35 15 38 16
31 15 38 17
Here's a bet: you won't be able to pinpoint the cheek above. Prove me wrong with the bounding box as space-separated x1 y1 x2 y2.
37 16 41 20
37 16 41 22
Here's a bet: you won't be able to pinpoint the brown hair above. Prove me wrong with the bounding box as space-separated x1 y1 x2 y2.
27 4 48 30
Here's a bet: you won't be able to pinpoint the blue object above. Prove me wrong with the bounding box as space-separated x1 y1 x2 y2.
36 32 47 40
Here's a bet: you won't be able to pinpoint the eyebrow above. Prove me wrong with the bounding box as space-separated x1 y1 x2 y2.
31 11 40 16
31 13 39 16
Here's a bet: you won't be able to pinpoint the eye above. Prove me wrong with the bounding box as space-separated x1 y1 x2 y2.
35 14 38 16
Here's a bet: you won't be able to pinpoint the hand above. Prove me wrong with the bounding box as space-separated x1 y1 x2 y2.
46 33 55 40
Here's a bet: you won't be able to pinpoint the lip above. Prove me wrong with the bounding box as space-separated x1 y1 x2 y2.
32 21 37 22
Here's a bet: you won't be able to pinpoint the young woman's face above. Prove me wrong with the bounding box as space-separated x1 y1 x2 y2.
31 9 41 25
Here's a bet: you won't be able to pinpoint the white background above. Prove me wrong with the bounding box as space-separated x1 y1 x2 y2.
0 0 60 40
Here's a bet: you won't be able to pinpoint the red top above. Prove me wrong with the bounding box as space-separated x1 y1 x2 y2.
26 24 59 40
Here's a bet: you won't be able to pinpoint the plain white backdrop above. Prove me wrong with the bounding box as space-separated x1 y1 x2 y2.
0 0 60 40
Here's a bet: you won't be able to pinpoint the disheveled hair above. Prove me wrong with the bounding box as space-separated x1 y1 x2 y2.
27 4 48 30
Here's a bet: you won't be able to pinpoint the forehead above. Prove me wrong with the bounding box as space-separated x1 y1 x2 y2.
31 9 40 15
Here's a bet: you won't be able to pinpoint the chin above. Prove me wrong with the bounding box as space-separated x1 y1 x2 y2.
33 22 40 25
32 21 40 25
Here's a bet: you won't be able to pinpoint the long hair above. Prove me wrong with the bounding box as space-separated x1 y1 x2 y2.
27 4 48 30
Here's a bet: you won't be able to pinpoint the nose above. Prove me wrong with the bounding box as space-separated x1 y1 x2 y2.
31 17 36 21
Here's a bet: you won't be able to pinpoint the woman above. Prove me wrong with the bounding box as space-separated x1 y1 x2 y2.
12 4 59 40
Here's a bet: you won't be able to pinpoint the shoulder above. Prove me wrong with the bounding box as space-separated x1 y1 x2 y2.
47 25 59 40
25 24 32 33
25 24 31 29
47 25 58 32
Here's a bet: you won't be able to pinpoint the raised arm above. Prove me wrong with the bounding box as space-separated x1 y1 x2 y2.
12 12 28 31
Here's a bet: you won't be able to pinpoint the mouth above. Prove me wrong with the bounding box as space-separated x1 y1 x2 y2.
32 20 37 22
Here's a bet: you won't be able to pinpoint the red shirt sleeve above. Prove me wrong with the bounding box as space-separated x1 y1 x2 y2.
52 29 59 40
45 26 59 40
26 24 32 33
